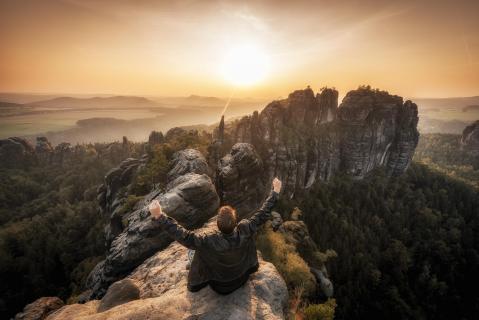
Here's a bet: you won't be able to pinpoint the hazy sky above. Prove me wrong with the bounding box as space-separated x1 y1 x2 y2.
1 0 478 98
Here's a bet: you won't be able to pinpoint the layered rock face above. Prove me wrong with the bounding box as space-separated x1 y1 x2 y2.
219 87 419 199
86 151 219 299
338 88 419 177
48 242 288 320
97 156 149 245
217 143 267 217
167 149 211 184
461 120 479 155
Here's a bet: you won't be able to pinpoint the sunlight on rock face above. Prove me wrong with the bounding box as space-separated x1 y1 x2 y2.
220 44 270 86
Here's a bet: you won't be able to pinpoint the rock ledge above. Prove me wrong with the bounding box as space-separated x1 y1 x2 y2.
48 242 288 320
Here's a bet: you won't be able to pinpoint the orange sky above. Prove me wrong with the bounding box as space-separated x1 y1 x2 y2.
0 0 478 98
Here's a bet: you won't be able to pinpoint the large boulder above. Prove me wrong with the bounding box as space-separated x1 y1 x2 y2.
15 297 64 320
97 279 140 312
48 242 288 320
461 120 479 155
167 149 211 184
85 173 219 299
218 143 267 218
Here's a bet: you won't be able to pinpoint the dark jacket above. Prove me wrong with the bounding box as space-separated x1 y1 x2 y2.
152 190 279 294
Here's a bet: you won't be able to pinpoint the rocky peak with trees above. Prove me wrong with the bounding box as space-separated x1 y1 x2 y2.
211 86 419 207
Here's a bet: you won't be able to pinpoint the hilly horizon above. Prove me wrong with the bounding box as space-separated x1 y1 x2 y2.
2 89 479 143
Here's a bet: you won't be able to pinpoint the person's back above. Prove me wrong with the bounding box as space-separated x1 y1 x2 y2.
149 178 282 294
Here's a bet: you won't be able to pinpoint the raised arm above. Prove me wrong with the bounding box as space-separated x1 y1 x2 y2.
238 178 281 235
149 200 204 249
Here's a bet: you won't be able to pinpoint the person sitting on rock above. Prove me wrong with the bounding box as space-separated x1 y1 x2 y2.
148 177 282 295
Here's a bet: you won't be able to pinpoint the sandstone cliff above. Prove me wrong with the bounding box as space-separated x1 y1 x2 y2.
212 86 419 213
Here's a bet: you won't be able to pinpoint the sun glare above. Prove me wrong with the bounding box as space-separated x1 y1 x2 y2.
220 44 270 86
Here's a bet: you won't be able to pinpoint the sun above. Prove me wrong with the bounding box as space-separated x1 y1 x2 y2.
220 44 270 86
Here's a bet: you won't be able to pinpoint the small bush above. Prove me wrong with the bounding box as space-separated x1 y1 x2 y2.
303 299 337 320
283 252 316 294
257 226 316 296
119 195 144 227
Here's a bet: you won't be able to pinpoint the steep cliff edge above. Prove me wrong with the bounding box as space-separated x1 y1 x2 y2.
46 239 288 320
213 86 419 206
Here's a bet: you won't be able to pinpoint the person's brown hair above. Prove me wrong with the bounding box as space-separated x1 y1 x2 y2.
217 205 237 234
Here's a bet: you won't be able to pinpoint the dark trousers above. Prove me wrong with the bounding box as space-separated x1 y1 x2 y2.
188 264 259 295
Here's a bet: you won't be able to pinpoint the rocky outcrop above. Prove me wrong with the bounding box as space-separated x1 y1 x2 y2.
217 143 267 217
97 156 148 244
338 88 419 177
218 86 419 202
164 127 188 141
15 297 64 320
148 130 164 146
461 120 479 155
167 149 211 184
48 242 288 320
86 153 219 299
0 137 35 168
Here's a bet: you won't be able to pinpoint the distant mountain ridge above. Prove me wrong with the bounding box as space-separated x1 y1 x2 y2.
28 96 158 109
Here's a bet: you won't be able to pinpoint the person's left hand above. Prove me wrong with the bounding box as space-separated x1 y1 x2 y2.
148 200 163 219
272 177 282 193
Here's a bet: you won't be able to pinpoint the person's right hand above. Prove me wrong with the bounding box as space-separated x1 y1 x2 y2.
272 177 282 193
148 200 163 219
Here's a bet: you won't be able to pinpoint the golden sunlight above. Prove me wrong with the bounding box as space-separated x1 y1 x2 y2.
220 44 271 86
